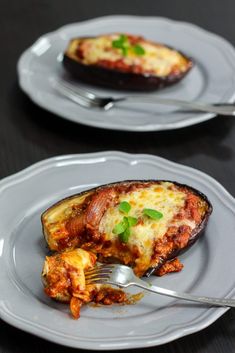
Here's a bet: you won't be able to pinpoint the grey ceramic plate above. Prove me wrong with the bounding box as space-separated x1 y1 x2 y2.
17 16 235 131
1 152 235 350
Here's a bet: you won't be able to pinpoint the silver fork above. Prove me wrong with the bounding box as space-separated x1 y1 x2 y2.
85 264 235 308
51 78 235 116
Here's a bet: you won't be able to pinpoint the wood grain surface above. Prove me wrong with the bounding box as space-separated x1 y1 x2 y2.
1 1 235 352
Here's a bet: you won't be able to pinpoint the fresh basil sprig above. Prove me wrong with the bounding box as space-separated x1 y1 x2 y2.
113 216 138 242
113 201 137 243
112 34 145 57
113 200 163 243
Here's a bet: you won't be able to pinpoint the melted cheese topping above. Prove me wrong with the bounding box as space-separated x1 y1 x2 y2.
99 183 196 269
68 34 190 76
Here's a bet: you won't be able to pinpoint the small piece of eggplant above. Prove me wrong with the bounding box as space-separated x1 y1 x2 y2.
42 180 212 277
63 34 193 91
42 248 97 303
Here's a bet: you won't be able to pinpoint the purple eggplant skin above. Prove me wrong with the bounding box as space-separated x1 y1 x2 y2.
62 39 193 92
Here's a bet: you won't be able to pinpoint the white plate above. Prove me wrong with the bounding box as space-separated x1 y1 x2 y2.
17 16 235 131
1 151 235 350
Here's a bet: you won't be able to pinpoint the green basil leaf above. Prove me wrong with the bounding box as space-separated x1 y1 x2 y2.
112 34 127 47
143 208 163 220
127 216 138 227
120 34 128 43
123 216 129 228
113 220 128 234
112 40 123 48
119 227 130 243
121 46 128 56
133 44 145 56
119 201 131 214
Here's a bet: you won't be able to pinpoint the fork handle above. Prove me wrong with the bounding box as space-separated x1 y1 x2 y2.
115 96 235 116
132 282 235 307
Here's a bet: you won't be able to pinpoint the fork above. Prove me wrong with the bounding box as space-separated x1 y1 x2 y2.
51 78 235 116
85 264 235 308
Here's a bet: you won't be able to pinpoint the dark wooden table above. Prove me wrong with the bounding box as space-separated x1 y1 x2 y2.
1 1 235 352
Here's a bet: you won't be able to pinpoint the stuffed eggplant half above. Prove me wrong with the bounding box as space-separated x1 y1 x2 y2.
42 180 212 278
63 33 193 91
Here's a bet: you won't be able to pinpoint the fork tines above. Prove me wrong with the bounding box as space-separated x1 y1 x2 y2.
85 264 114 284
